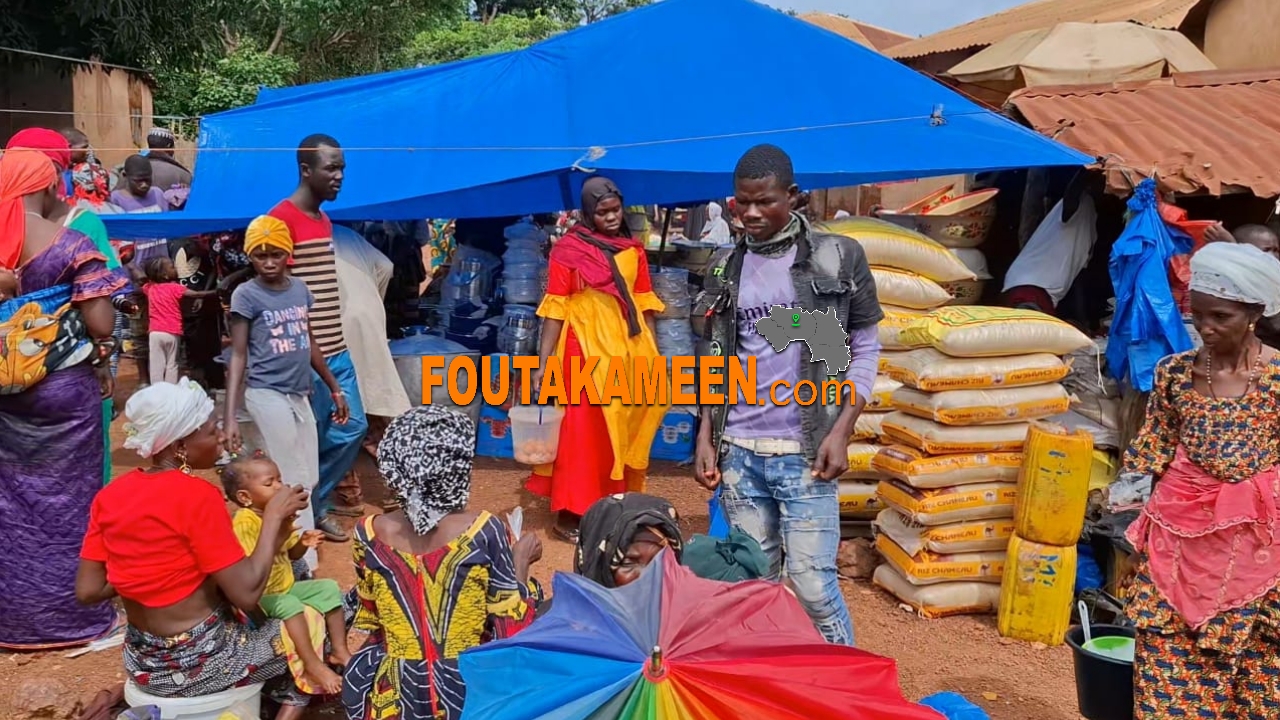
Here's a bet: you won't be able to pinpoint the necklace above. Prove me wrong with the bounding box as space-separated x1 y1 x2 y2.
1205 344 1267 399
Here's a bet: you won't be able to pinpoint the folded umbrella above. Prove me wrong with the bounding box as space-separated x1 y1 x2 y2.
460 551 943 720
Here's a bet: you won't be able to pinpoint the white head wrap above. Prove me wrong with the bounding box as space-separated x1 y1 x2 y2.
1190 242 1280 318
123 378 215 459
700 202 732 245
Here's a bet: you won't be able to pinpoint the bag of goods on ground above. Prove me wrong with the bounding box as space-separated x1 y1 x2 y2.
876 508 1014 555
839 479 884 519
891 384 1071 426
879 306 927 350
882 412 1030 454
871 267 953 309
867 375 902 412
845 442 886 480
850 412 886 442
874 563 1001 618
998 534 1077 646
875 533 1005 585
899 307 1092 358
822 217 976 282
883 348 1068 392
1044 410 1119 451
1014 421 1093 546
873 445 1022 489
877 479 1017 526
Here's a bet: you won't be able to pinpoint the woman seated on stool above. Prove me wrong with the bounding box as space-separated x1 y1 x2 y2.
75 379 318 719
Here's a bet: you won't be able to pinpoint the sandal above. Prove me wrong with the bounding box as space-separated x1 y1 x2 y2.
551 525 581 544
316 516 351 543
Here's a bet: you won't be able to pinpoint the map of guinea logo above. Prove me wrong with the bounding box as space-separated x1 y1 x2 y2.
753 305 851 375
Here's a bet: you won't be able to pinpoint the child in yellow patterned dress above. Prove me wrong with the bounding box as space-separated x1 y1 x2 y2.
223 455 351 695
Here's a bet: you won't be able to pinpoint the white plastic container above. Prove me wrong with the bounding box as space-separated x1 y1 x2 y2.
124 680 263 720
509 405 565 465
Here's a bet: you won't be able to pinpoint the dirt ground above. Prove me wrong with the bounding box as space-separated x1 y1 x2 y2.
0 382 1081 720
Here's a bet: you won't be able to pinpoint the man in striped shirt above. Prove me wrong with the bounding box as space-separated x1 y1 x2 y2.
269 133 368 542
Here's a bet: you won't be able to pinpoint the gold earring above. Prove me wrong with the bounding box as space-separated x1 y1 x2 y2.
1250 322 1258 332
176 445 191 474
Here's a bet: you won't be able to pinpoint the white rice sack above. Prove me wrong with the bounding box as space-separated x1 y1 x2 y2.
873 563 1001 618
891 384 1071 426
899 307 1093 358
851 412 887 442
871 267 953 310
879 306 928 350
883 348 1069 392
877 478 1018 526
875 533 1006 585
875 508 1014 556
949 248 993 280
872 444 1023 489
839 479 884 519
823 217 976 282
845 442 886 480
867 375 903 413
881 412 1031 454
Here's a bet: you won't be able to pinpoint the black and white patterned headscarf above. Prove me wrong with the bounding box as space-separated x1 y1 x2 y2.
377 406 476 534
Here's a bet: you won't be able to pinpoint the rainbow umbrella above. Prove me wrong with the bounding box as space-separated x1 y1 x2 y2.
459 551 944 720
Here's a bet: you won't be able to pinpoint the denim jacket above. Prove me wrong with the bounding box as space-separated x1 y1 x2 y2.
694 216 883 461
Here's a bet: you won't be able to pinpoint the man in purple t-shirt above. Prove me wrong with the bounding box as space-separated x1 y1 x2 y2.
695 144 882 647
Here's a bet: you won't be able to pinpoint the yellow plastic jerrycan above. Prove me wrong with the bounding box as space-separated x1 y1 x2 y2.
998 533 1077 646
1014 421 1093 546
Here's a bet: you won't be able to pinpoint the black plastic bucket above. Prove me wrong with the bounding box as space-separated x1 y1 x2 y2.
1066 624 1134 720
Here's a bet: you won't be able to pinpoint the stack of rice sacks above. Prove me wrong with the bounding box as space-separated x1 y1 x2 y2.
822 217 971 532
872 305 1091 618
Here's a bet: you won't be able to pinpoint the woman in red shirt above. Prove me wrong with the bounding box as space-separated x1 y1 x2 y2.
76 379 315 718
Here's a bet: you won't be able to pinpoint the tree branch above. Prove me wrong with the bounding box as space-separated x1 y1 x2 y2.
266 20 286 54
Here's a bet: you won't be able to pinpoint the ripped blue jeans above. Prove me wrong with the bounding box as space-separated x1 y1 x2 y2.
718 441 854 646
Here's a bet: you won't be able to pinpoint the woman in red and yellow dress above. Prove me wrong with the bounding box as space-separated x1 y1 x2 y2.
528 177 670 542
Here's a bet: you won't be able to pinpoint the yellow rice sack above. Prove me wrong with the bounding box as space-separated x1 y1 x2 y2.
881 412 1030 454
899 307 1093 358
877 479 1018 526
1014 421 1093 546
872 445 1022 488
871 267 953 309
839 479 884 519
891 384 1071 426
845 442 886 480
850 412 886 442
875 533 1005 585
878 306 928 350
883 348 1069 391
874 563 1001 618
822 217 976 282
875 508 1015 555
867 376 903 412
998 534 1077 646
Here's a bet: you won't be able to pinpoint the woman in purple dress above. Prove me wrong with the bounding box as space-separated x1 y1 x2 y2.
0 149 125 649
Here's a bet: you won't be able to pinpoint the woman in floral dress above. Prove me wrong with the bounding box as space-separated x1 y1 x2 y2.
1121 242 1280 719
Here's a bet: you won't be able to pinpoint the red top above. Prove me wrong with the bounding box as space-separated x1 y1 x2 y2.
269 199 332 245
81 469 246 608
143 282 187 335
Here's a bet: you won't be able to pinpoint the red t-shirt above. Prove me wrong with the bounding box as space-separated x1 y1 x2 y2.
80 469 246 608
143 282 187 335
268 200 346 357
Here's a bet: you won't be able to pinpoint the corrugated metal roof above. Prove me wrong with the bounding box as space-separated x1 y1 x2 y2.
1007 69 1280 196
887 0 1205 60
799 14 914 52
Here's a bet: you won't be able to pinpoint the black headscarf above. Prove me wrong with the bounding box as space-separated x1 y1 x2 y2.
578 176 630 236
575 493 683 588
552 176 645 336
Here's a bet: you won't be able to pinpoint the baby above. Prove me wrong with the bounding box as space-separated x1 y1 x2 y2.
222 455 351 694
0 268 17 302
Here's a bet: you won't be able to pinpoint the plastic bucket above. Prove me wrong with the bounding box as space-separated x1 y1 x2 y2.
124 680 263 720
1066 624 1134 720
508 405 565 465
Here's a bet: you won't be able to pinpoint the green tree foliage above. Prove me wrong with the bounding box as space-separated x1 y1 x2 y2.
0 0 220 68
154 44 298 118
400 13 570 67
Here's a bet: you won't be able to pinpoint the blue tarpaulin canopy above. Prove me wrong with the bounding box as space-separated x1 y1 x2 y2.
103 0 1090 238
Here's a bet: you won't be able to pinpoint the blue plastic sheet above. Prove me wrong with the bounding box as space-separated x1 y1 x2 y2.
1106 179 1193 392
102 0 1088 238
708 485 730 539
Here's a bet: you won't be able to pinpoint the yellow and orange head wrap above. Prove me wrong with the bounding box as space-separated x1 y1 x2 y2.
244 215 293 256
